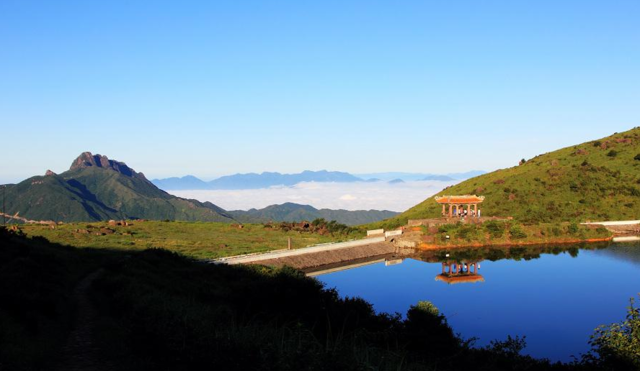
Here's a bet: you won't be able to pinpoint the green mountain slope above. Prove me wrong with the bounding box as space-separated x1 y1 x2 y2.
229 202 398 225
382 127 640 227
2 152 235 223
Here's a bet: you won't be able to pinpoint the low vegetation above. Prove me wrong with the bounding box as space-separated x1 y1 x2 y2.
0 227 637 370
418 221 611 248
586 296 640 369
16 220 363 259
378 128 640 228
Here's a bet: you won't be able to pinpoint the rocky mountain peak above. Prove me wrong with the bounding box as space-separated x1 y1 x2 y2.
45 170 56 176
69 152 140 178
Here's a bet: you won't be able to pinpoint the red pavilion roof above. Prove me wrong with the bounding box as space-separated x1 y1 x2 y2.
435 195 485 204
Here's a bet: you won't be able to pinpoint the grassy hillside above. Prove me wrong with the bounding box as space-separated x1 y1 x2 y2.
18 220 360 259
380 128 640 228
5 226 629 371
2 153 234 223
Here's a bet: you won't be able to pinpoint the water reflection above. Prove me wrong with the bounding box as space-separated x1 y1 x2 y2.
435 261 484 285
314 242 640 362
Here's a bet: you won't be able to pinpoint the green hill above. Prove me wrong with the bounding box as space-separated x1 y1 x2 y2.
382 127 640 227
229 202 398 226
2 152 234 223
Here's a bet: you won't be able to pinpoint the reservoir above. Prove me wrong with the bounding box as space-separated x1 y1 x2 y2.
314 243 640 362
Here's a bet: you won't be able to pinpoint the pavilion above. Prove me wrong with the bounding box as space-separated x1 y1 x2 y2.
435 195 485 218
435 261 484 285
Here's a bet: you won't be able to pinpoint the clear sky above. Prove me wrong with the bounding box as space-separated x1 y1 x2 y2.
1 0 639 183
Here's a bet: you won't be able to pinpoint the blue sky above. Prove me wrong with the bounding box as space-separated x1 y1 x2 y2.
1 0 639 183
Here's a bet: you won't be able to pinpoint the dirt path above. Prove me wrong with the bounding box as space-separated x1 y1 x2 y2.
56 268 112 371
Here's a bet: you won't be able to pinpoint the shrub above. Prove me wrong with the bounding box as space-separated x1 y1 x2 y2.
569 182 579 192
593 140 602 147
484 221 505 238
607 150 618 157
568 223 579 235
587 296 640 369
509 225 528 239
635 154 640 161
457 224 479 241
438 224 458 233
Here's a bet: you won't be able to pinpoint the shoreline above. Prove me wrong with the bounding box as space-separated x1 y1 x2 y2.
417 236 615 251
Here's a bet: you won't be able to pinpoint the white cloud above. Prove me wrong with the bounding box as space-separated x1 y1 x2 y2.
170 180 457 212
339 194 357 201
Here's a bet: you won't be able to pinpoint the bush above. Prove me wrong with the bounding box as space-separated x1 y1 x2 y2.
437 224 458 233
635 154 640 161
509 225 528 239
484 221 505 238
457 224 479 241
593 140 602 147
607 150 618 157
568 223 579 235
586 296 640 369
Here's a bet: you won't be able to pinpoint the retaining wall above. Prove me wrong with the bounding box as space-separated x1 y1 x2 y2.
217 236 387 265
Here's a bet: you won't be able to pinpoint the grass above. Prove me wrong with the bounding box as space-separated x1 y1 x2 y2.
17 220 363 259
375 127 640 229
417 221 612 248
0 227 570 371
1 227 634 370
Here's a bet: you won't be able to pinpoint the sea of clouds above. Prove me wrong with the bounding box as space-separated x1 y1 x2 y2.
169 180 458 212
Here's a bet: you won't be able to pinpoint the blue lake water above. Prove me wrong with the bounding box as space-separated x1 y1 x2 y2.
314 243 640 362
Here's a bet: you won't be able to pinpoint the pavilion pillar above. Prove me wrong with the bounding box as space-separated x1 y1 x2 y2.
449 204 453 218
474 204 478 217
442 204 446 216
467 204 471 215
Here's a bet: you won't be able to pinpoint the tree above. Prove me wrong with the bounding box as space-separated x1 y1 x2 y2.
586 296 640 369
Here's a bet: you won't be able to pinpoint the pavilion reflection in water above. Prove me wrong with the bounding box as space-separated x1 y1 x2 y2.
435 261 484 284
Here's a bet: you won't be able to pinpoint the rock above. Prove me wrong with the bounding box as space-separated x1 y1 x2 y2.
108 220 117 226
396 240 417 248
45 170 57 176
69 152 142 179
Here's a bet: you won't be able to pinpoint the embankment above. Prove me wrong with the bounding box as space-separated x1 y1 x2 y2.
253 242 404 269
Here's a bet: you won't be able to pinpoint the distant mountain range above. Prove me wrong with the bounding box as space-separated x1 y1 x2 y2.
1 153 397 225
355 171 486 182
152 171 361 190
229 203 398 226
152 170 484 191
